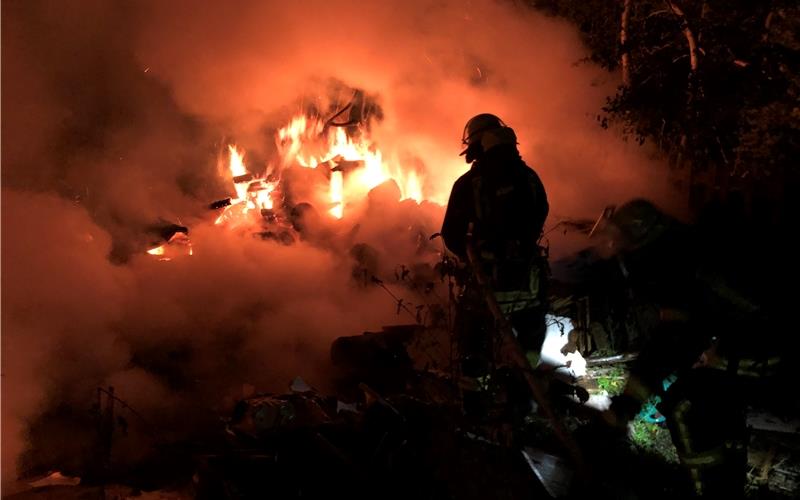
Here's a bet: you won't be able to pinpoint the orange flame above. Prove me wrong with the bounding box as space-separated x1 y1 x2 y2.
329 171 344 219
147 246 166 256
228 145 250 201
216 144 278 226
404 170 423 203
146 232 191 261
275 114 424 218
216 112 430 227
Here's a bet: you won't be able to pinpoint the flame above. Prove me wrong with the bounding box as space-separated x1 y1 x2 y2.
228 145 247 177
147 246 165 256
215 111 430 227
329 171 344 219
146 232 191 261
157 109 448 261
404 170 423 203
216 144 278 226
253 183 274 210
228 145 250 201
277 115 325 168
275 114 424 218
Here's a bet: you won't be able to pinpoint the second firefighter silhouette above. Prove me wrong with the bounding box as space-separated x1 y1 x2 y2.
442 113 549 415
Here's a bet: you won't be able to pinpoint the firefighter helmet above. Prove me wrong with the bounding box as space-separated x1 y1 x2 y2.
461 113 506 148
460 113 516 161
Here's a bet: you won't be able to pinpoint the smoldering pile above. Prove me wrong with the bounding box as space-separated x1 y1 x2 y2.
1 84 459 497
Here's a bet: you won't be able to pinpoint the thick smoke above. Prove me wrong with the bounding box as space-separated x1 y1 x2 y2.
2 0 676 488
133 0 674 211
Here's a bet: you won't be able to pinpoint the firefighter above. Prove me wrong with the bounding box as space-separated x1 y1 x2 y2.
596 199 784 498
441 113 549 417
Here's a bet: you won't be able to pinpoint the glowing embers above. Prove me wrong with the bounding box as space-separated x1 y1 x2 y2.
215 145 279 227
146 231 192 262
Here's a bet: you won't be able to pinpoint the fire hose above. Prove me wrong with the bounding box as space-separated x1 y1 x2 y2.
464 223 588 477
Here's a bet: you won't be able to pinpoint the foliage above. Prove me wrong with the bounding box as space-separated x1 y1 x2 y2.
630 419 679 463
595 366 626 396
530 0 800 216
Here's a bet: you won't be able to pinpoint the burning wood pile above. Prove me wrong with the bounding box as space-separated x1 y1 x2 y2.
146 90 427 261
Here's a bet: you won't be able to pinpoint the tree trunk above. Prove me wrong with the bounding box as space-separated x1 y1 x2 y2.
621 0 632 86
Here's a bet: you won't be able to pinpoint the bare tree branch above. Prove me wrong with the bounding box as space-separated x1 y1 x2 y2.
762 10 774 43
665 0 699 72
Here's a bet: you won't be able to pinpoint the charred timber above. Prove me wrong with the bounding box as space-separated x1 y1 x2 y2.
233 173 254 184
209 198 232 210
